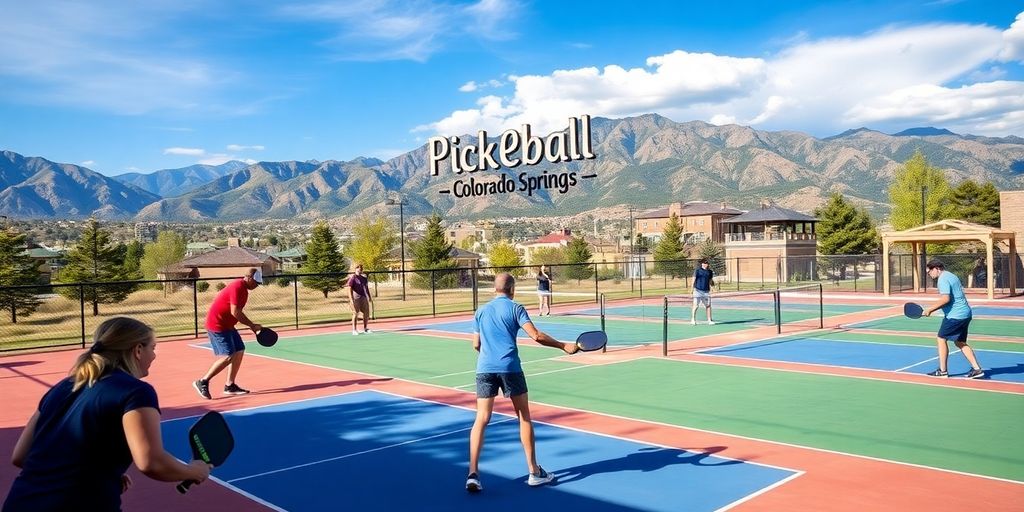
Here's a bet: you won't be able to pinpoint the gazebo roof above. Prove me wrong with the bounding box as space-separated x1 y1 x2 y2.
880 219 1015 242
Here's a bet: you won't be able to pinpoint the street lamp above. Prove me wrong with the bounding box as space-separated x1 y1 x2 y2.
921 186 928 289
386 196 408 300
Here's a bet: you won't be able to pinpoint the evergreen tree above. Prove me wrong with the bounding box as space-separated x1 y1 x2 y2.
0 228 43 323
696 238 725 275
140 232 186 280
302 220 347 298
123 240 144 275
562 237 593 282
653 214 688 278
888 150 955 230
487 240 524 277
410 213 457 289
56 218 138 316
951 179 1000 226
349 215 398 286
813 193 879 254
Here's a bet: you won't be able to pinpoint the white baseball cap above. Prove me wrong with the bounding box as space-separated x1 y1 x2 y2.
253 269 264 284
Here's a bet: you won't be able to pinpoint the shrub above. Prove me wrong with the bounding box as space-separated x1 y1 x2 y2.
196 281 210 293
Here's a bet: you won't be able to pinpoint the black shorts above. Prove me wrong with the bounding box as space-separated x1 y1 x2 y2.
938 316 971 343
475 372 528 398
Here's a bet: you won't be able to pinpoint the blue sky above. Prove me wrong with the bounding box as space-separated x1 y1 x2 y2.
1 0 1022 176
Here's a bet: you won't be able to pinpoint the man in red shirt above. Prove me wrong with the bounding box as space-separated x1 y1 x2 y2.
193 268 263 399
348 263 373 335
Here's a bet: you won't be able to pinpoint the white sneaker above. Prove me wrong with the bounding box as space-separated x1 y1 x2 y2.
707 320 716 325
363 329 372 334
527 467 554 487
689 320 696 325
352 330 360 336
465 473 482 493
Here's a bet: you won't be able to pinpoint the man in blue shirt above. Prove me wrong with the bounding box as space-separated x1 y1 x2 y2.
466 273 578 493
923 260 984 379
690 259 716 325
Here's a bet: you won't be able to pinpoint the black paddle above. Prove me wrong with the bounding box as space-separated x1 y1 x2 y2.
256 327 278 347
177 411 234 494
574 330 608 352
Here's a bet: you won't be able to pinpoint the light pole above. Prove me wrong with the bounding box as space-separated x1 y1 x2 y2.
386 197 408 300
921 186 928 289
627 205 637 291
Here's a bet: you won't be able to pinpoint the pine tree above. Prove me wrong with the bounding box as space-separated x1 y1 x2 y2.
653 214 688 278
951 179 1001 226
0 228 43 323
302 220 347 298
487 240 524 276
410 213 457 289
56 218 138 315
123 240 144 275
814 193 878 254
696 238 725 275
563 237 593 282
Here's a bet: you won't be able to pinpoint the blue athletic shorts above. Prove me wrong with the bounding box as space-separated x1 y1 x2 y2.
475 372 528 398
938 316 971 343
208 329 245 356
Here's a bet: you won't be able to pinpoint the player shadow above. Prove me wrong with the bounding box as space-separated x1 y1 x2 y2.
553 446 742 484
980 363 1024 378
261 377 393 394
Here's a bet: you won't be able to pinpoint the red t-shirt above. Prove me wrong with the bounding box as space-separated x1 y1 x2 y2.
205 278 249 331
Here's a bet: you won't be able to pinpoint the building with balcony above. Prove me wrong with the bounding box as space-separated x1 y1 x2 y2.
635 201 744 245
722 203 818 283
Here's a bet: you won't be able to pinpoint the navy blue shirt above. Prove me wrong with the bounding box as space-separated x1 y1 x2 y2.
474 295 532 373
3 369 160 512
537 274 550 292
693 267 714 292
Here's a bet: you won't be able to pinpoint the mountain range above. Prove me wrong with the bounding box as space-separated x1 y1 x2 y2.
1 115 1022 222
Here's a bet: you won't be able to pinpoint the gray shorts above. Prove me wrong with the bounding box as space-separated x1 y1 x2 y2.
475 372 528 398
693 290 711 307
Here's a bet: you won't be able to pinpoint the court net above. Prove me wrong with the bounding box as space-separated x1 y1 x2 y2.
661 283 824 355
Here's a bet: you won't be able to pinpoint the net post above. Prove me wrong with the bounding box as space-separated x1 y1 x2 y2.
819 282 824 329
192 278 199 338
775 289 781 334
662 295 669 357
600 293 607 353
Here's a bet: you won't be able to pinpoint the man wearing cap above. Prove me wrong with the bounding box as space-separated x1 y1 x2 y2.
193 267 264 399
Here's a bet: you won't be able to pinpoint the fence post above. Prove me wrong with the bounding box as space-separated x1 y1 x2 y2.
819 282 824 329
192 278 199 338
639 257 644 298
293 275 299 329
594 263 599 303
775 290 782 334
79 284 86 348
431 270 436 317
472 268 479 311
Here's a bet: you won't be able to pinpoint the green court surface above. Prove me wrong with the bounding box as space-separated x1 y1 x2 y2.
852 315 1024 338
244 331 1024 483
538 315 754 343
526 358 1024 482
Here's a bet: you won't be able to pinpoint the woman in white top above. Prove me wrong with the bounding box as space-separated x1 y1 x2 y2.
536 265 552 316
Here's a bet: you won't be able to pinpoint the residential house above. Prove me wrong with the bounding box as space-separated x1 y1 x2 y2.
515 229 574 266
722 202 818 283
158 238 281 291
635 201 744 245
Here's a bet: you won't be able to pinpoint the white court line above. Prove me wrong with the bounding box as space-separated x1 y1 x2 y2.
716 471 806 512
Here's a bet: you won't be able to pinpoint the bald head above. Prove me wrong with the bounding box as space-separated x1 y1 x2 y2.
494 273 515 296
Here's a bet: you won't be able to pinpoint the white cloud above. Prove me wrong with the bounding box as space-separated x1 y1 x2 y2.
459 79 504 93
459 81 479 92
999 11 1024 61
422 16 1024 137
279 0 521 61
226 144 265 152
80 160 96 166
164 147 206 156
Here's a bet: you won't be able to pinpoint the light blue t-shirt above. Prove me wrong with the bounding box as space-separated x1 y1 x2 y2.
474 295 532 373
937 271 972 319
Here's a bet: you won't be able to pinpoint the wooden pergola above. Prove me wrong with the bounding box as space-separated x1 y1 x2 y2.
881 220 1017 299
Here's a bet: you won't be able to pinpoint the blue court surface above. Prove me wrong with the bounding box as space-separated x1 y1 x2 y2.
162 390 798 511
972 306 1024 318
697 337 1024 383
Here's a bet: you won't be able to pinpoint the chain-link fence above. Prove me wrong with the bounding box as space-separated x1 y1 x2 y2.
2 253 1020 351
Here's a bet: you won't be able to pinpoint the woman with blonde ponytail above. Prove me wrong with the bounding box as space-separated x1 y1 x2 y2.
4 317 211 512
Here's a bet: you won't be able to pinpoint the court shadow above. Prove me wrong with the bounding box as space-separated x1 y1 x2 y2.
553 446 742 484
0 360 42 369
261 377 393 394
980 363 1024 378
